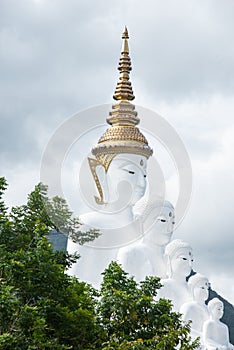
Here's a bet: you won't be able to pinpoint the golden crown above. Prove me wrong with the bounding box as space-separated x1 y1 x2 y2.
90 27 153 172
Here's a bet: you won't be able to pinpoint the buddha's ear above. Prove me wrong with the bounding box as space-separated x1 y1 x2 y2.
96 164 106 183
88 157 106 205
95 164 107 197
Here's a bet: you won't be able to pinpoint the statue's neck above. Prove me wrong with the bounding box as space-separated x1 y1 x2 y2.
196 298 207 306
143 236 165 255
171 273 188 284
102 202 134 225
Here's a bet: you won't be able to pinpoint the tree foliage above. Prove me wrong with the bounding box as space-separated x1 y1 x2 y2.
23 182 100 245
98 262 199 350
0 178 198 349
0 178 103 349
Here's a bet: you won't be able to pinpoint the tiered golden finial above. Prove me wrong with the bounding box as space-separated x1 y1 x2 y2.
107 26 139 127
89 27 153 204
113 26 135 102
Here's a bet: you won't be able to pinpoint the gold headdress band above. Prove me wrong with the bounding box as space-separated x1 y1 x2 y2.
89 27 153 204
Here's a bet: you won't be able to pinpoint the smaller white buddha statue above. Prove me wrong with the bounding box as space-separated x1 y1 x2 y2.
202 298 234 350
180 273 210 347
117 196 175 281
156 239 193 311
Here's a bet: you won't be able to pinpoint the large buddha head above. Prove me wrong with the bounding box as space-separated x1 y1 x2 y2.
88 28 152 206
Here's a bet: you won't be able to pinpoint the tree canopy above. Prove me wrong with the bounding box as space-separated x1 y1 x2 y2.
0 178 102 349
24 182 100 245
98 261 198 350
0 178 198 349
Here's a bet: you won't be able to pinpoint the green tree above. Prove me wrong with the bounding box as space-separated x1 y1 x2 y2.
0 178 103 349
0 177 7 217
97 261 199 350
24 182 100 245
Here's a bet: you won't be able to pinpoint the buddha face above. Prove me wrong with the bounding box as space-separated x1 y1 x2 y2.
105 154 147 206
170 247 193 278
193 279 209 303
145 205 175 245
210 302 224 320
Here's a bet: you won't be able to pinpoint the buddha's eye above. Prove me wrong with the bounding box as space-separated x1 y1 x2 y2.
160 219 166 222
128 170 135 174
182 257 187 260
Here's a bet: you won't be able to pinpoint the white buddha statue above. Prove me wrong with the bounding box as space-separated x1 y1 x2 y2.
180 273 210 347
203 298 234 350
67 27 153 288
156 239 193 311
117 196 175 281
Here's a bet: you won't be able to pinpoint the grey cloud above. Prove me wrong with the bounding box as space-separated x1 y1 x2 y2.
129 0 234 101
2 0 234 164
0 0 126 163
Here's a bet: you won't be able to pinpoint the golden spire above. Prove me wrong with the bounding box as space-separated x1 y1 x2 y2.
113 26 135 102
89 28 153 204
107 26 139 127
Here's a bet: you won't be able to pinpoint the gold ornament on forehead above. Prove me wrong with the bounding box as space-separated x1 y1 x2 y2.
89 27 153 204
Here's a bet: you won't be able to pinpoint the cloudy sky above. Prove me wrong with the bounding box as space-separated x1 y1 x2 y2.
1 0 234 304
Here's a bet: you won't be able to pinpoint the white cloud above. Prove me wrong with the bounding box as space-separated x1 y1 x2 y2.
4 165 40 208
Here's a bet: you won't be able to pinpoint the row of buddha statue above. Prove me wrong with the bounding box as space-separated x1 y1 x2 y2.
67 27 233 349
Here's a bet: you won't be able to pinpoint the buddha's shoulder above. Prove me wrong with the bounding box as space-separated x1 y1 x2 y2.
203 319 216 327
80 212 99 226
80 212 117 229
118 241 147 259
160 278 178 288
180 301 199 313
